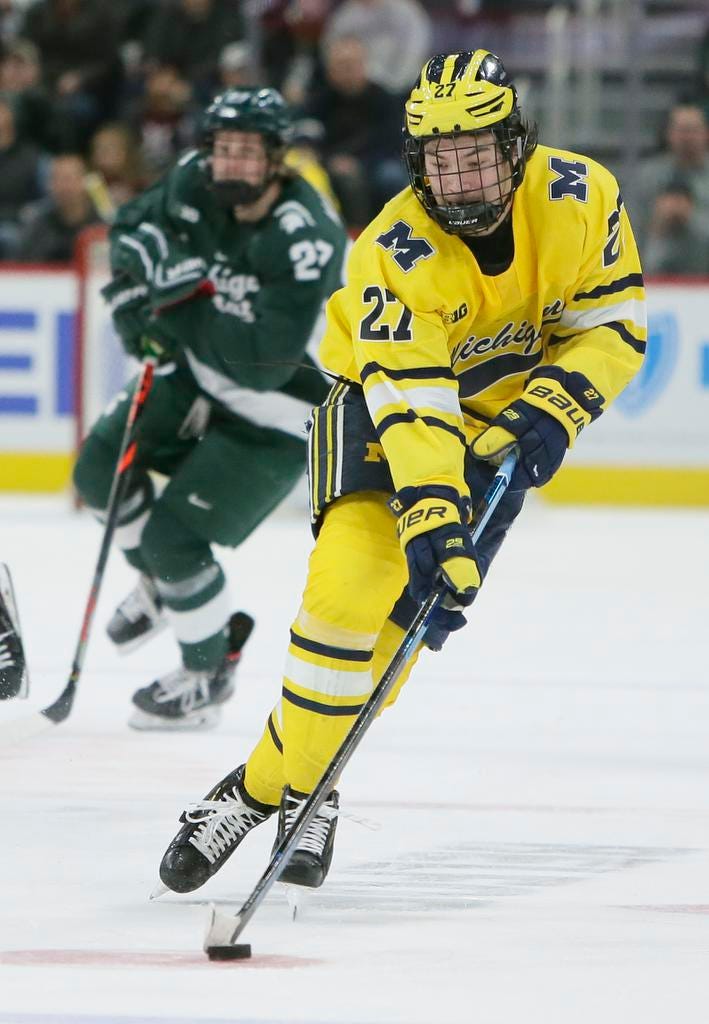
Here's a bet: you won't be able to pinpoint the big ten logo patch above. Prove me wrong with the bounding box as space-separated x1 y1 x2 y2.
441 303 468 325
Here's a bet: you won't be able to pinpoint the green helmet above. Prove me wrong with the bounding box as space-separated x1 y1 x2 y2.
203 87 293 207
202 87 293 148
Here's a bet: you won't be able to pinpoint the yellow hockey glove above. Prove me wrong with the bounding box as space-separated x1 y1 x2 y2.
394 487 481 607
472 366 604 488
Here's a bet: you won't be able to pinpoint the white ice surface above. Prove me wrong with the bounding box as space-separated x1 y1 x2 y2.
1 495 708 1024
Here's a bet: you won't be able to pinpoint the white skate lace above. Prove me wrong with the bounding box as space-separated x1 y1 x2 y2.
120 578 159 624
154 668 210 713
0 631 15 669
186 791 266 863
285 798 339 856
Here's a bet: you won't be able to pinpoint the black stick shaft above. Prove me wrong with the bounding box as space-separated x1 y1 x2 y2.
43 360 156 724
218 451 518 945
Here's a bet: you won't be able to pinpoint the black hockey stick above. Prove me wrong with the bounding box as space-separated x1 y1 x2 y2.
204 450 518 953
0 359 156 744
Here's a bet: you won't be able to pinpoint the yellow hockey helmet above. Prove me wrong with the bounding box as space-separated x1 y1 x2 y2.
403 50 537 236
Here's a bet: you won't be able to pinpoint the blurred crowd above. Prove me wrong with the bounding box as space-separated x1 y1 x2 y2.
0 0 708 275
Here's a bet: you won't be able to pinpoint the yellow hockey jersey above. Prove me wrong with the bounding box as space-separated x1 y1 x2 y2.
320 143 646 500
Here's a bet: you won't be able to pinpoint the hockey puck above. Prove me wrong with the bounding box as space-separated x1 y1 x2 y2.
206 943 252 961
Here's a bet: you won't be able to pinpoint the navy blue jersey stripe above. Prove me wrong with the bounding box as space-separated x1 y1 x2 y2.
604 321 647 354
316 405 329 476
457 350 544 397
360 361 456 385
290 630 373 663
375 410 416 433
547 332 578 347
422 416 467 444
573 273 644 301
267 712 283 753
283 686 365 717
460 404 494 424
375 410 466 446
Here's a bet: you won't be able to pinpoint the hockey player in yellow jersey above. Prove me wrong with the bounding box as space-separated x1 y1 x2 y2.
157 49 646 894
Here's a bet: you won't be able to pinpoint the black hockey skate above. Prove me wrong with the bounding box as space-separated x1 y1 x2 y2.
158 764 276 893
275 786 340 888
107 574 166 654
128 611 254 731
0 566 26 700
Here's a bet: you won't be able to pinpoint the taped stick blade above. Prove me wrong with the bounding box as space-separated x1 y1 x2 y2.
204 903 243 951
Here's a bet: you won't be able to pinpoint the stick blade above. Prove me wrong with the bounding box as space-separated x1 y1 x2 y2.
203 903 243 951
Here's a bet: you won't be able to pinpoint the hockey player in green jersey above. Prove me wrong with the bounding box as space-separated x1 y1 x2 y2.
73 87 347 730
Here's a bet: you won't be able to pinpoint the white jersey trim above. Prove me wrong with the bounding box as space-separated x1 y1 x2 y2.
185 349 313 439
560 297 647 333
164 585 230 645
284 652 372 699
365 381 461 420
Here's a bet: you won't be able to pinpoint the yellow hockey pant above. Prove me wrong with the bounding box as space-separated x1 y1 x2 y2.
244 491 422 804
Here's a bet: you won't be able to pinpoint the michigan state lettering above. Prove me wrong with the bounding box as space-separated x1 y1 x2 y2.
548 157 589 202
376 221 434 272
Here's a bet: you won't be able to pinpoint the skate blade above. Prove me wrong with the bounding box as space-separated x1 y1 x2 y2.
0 562 29 699
280 883 311 922
149 881 170 900
111 618 169 656
127 705 222 732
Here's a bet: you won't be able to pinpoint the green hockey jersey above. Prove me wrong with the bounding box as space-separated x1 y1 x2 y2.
109 150 348 439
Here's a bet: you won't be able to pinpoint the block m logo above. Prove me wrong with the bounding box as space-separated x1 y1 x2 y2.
376 220 434 273
548 157 589 203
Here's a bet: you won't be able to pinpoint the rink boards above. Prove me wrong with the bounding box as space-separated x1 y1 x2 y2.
0 266 707 505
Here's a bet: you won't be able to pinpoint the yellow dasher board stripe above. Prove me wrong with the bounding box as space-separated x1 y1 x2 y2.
542 466 709 507
0 453 73 491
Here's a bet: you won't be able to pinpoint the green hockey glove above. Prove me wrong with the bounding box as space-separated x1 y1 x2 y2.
101 276 150 358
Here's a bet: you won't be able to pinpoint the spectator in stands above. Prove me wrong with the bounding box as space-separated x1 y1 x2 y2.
218 41 261 91
321 0 432 97
114 0 157 48
695 26 709 122
0 94 45 256
632 102 709 255
0 0 29 42
0 38 40 92
143 0 245 105
126 64 199 182
643 175 709 276
259 0 333 100
21 0 122 146
88 122 146 208
306 34 407 228
0 38 56 150
14 152 100 262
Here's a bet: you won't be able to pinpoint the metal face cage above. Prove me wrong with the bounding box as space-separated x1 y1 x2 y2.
404 118 532 237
